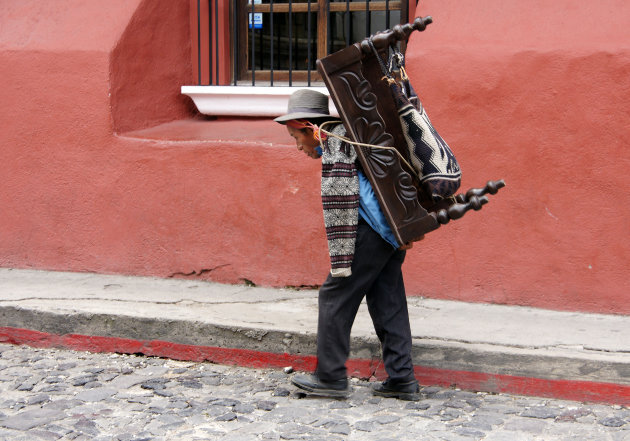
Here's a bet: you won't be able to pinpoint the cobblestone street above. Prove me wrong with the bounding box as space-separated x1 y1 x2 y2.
0 343 628 440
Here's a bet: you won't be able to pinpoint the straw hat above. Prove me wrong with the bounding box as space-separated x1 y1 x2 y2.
274 89 332 124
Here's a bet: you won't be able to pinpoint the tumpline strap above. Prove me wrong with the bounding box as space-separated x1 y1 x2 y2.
368 38 410 85
318 121 420 183
368 38 394 82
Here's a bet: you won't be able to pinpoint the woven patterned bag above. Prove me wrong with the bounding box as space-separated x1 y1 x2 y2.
370 40 461 202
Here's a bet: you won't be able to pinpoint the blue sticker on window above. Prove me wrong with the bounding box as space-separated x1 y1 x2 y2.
249 0 262 29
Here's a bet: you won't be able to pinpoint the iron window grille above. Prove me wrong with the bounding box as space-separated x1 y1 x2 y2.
194 0 408 86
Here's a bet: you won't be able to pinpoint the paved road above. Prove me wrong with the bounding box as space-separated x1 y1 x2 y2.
0 344 628 441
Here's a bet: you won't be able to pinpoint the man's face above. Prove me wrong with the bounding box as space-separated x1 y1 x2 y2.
287 126 321 159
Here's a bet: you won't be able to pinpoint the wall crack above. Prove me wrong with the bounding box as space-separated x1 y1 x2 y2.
168 264 231 279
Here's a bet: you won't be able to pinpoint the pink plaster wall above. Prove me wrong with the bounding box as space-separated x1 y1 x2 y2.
401 0 630 311
110 0 196 132
1 0 628 314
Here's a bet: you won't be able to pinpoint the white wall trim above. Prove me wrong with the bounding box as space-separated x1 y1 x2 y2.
180 86 339 117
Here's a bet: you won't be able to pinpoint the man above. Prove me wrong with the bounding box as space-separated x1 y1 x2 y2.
275 89 420 401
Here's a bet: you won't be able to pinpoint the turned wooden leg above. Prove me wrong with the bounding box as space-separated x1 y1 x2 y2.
456 179 506 204
434 195 489 225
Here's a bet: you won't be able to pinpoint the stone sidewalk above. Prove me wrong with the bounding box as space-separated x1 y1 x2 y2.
1 268 629 403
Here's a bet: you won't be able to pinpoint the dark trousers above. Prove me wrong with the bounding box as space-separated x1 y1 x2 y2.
315 222 415 382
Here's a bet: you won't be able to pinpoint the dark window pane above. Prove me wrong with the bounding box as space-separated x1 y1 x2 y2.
247 11 317 70
329 9 400 54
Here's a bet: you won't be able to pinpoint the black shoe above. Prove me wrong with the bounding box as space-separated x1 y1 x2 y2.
372 378 420 401
291 374 349 398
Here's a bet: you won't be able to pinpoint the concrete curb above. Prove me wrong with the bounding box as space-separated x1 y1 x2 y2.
1 305 628 387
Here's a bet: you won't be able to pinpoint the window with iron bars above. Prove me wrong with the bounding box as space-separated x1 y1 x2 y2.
193 0 408 86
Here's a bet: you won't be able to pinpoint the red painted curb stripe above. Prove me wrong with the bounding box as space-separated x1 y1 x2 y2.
1 326 629 406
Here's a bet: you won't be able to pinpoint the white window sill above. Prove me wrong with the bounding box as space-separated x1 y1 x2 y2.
180 85 339 118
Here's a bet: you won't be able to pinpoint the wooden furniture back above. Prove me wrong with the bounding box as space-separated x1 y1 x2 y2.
317 17 504 245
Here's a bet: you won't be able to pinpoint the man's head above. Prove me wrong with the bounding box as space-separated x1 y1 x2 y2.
286 121 321 159
275 89 334 159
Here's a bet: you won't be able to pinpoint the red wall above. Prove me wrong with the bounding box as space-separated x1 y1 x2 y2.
405 0 630 312
1 0 629 314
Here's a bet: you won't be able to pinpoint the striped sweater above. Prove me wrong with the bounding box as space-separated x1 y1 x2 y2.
321 124 359 277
